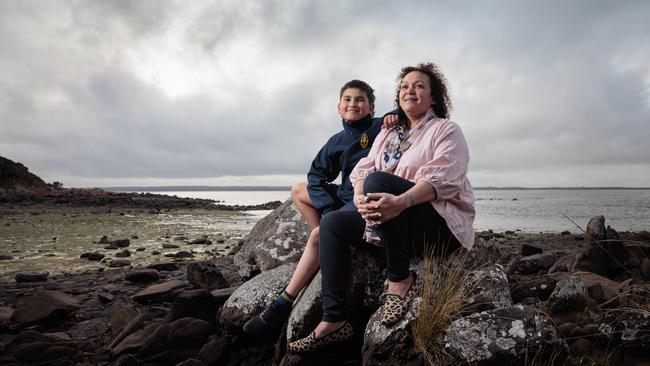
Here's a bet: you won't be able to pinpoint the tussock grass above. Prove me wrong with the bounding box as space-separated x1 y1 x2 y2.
412 245 482 366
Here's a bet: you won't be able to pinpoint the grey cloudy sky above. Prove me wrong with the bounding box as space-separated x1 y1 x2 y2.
1 0 649 187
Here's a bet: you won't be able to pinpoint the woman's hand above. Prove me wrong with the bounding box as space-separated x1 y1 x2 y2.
357 192 409 226
382 114 399 129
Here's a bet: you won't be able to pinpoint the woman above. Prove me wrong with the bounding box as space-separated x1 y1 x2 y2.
288 62 475 353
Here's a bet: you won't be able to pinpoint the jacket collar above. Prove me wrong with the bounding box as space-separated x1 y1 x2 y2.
342 115 373 133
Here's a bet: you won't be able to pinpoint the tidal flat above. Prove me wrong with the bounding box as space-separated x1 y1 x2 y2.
0 206 264 282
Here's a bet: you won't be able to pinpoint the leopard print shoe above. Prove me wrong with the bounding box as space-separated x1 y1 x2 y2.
380 272 420 327
287 321 353 354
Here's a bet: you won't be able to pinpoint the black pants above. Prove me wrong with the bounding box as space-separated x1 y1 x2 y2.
319 171 460 322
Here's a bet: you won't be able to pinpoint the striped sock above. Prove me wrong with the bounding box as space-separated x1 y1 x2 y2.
275 289 296 306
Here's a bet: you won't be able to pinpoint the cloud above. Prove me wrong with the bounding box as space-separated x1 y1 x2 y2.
1 0 649 187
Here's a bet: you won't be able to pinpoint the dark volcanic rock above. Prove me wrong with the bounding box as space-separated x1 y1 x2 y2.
15 270 49 283
133 280 188 303
116 249 132 258
11 290 80 326
509 253 556 275
575 216 629 278
186 261 229 291
148 262 179 271
521 244 543 256
138 317 215 358
125 269 160 283
81 252 105 261
170 289 219 325
510 276 557 303
113 239 131 248
110 259 132 268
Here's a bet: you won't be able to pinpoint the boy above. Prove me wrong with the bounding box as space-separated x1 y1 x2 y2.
243 80 397 338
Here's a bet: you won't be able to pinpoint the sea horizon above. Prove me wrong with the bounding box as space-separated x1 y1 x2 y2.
102 185 650 192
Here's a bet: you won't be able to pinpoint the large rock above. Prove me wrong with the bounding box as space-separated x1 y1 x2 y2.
510 276 557 303
233 199 309 278
11 290 80 326
220 262 296 328
466 264 512 312
546 278 588 314
15 270 49 283
138 317 215 359
186 261 228 290
286 271 323 343
170 289 219 325
570 271 620 306
575 216 629 278
600 309 650 363
443 305 567 364
0 330 82 365
132 280 188 303
362 297 421 366
508 253 557 275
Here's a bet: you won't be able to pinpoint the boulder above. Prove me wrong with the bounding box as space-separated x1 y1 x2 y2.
546 278 588 314
113 239 131 248
575 216 629 278
125 269 161 283
570 271 620 305
170 289 219 325
11 290 80 326
220 262 296 328
148 262 179 272
81 252 105 261
138 317 215 358
110 303 139 336
15 270 49 283
600 309 650 353
110 259 132 268
362 298 421 366
186 261 229 290
520 244 543 256
508 253 556 275
196 335 231 365
112 322 162 357
1 330 82 365
286 271 323 343
116 249 132 258
466 263 512 312
510 276 557 303
443 305 567 364
233 199 310 279
133 280 188 303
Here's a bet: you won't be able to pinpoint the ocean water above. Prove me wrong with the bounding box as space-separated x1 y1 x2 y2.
143 189 650 233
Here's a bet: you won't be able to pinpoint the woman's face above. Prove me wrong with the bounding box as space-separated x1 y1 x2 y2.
338 88 374 121
399 71 434 119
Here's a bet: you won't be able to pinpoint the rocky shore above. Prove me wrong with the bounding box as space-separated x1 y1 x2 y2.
1 200 649 365
0 188 282 212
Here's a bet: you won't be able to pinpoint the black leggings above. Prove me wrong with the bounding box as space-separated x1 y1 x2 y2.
319 171 460 322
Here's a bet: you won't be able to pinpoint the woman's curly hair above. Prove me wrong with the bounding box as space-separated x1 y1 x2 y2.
394 62 452 119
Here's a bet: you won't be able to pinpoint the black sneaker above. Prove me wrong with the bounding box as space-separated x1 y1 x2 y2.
242 299 292 339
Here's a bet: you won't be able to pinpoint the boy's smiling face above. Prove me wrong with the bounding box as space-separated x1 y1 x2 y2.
338 88 374 122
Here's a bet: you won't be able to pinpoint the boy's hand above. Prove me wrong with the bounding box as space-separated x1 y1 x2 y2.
382 114 399 129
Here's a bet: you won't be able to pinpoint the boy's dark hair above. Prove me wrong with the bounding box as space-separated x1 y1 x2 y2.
394 62 451 119
340 80 375 105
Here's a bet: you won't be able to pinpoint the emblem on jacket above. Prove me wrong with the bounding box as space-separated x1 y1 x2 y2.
360 133 369 149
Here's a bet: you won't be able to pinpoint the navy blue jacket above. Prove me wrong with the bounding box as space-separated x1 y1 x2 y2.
307 115 382 215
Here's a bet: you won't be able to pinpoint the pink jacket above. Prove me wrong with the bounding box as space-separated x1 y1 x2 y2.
350 108 476 249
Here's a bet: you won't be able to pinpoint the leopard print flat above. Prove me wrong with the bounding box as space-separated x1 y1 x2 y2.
287 321 353 354
380 272 420 326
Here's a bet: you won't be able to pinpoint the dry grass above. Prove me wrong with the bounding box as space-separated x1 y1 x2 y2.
412 246 482 366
